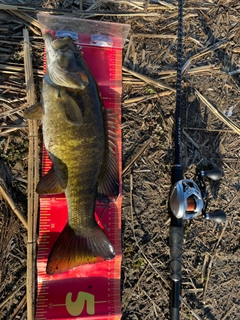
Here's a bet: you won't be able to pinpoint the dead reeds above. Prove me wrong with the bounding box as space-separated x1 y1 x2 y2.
195 90 240 135
0 185 27 229
23 28 39 320
0 2 239 319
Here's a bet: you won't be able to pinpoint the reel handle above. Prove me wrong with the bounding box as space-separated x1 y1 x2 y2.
201 168 222 181
205 210 226 223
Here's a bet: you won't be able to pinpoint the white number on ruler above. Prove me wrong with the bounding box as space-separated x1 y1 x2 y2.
65 292 95 316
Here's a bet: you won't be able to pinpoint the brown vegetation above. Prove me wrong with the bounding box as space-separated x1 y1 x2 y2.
0 1 239 319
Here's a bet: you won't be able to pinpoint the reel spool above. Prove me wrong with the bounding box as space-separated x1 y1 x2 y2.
169 169 226 223
169 179 203 219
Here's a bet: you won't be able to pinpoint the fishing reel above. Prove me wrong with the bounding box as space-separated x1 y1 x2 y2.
170 168 226 223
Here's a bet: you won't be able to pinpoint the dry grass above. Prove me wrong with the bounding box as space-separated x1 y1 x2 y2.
0 0 239 319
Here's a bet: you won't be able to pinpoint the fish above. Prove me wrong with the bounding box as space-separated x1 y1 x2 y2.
45 34 89 90
24 33 119 274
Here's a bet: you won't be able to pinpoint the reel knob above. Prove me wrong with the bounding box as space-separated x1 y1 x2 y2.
205 210 226 223
200 168 222 181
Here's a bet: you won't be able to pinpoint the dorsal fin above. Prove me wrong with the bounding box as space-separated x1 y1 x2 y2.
97 110 119 200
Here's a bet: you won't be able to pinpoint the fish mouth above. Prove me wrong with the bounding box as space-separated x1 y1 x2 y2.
44 32 89 90
52 36 72 51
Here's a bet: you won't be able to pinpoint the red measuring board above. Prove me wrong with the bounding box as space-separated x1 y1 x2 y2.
36 32 123 320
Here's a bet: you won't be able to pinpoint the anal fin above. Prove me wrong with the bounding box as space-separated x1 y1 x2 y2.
36 167 64 194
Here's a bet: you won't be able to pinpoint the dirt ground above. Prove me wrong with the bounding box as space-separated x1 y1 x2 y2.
0 0 239 319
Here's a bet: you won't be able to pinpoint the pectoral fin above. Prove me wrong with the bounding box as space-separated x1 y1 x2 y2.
36 167 64 194
24 102 43 120
57 90 83 126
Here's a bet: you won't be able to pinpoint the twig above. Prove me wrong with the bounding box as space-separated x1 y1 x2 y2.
179 297 202 320
122 66 175 92
77 11 160 17
182 41 228 73
3 135 11 154
79 0 83 10
9 295 27 320
0 125 27 128
0 62 43 76
123 34 133 65
224 190 240 212
0 281 25 309
122 266 149 310
0 127 27 136
195 90 240 135
0 3 34 11
0 85 26 94
123 137 152 175
201 253 209 284
122 91 172 105
183 129 200 149
142 289 163 316
148 2 176 10
6 10 41 36
183 126 233 133
133 33 177 40
0 3 171 14
0 104 28 118
0 185 27 229
221 305 236 320
203 221 228 299
159 65 221 80
159 13 198 32
186 288 203 293
129 174 169 293
114 0 144 10
23 28 39 320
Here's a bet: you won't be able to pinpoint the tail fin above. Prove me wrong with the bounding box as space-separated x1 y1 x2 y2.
46 223 115 274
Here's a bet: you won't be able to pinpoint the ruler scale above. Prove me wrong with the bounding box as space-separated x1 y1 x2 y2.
36 33 124 320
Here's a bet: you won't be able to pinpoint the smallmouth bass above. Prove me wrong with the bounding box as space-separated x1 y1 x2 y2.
24 33 119 274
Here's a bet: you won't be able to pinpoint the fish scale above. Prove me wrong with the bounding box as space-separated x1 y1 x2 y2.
42 78 104 231
36 28 124 319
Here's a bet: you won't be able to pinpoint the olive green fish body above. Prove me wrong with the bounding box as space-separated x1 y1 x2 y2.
43 75 105 220
25 34 117 274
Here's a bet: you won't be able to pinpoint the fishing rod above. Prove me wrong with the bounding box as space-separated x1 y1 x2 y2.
168 1 226 319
